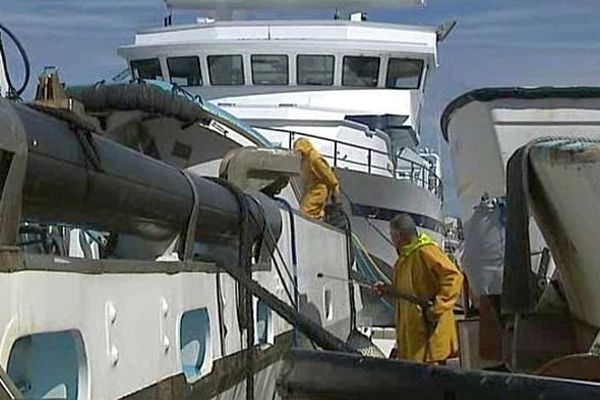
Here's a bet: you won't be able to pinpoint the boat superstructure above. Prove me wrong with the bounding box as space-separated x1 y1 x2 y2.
117 3 451 274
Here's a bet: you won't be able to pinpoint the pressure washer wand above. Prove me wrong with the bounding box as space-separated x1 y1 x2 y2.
316 272 431 309
317 272 372 289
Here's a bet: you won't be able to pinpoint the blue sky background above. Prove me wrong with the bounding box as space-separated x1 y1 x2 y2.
3 0 600 215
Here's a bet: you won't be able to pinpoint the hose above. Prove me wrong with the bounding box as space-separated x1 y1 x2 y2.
0 22 31 98
339 187 395 249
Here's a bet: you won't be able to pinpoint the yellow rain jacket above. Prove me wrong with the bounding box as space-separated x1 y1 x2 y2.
393 233 463 362
294 138 340 219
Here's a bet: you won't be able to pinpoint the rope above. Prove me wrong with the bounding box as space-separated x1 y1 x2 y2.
352 233 391 284
248 196 321 350
211 178 255 400
246 196 297 306
205 179 353 397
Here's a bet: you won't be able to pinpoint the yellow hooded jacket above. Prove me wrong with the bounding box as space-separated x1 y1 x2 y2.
393 233 463 362
294 138 340 219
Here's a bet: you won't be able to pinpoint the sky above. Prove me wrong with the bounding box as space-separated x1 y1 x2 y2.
3 0 600 216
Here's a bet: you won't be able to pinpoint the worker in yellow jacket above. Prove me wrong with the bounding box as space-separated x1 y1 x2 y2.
374 213 463 363
293 138 340 220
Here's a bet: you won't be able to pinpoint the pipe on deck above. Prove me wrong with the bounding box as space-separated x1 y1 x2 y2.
0 99 267 248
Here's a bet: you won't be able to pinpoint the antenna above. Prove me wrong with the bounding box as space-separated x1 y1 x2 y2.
164 0 173 26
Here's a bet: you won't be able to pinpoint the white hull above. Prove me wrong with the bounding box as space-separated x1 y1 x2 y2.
529 139 600 328
338 167 444 265
441 87 600 287
0 208 358 400
442 87 600 221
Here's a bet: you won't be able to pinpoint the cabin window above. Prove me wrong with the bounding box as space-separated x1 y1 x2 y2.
386 58 424 89
130 58 163 81
251 55 289 85
208 55 244 85
167 56 202 87
180 308 212 382
297 55 334 86
7 330 87 400
342 56 379 87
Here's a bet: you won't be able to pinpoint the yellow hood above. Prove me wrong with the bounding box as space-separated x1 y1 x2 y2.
293 138 316 157
400 233 436 258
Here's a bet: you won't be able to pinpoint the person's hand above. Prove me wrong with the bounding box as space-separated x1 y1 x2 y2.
372 281 386 297
423 303 439 330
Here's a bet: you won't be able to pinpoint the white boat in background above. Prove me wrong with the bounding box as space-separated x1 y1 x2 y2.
441 87 600 294
526 138 600 330
116 0 454 274
441 87 600 223
441 86 600 373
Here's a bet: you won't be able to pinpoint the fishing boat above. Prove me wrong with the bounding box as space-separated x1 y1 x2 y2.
115 0 452 277
441 87 600 375
0 23 368 399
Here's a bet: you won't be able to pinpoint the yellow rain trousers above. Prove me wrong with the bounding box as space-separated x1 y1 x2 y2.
294 138 340 220
393 233 464 362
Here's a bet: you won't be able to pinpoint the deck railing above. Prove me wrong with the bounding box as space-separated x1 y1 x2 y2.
253 126 443 200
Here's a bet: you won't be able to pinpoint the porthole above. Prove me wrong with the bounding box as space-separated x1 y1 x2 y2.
180 308 213 381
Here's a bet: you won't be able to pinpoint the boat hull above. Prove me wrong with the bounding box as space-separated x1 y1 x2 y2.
529 140 600 328
338 167 444 267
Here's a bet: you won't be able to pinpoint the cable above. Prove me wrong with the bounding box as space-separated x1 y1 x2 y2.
339 187 395 249
0 22 30 98
246 195 300 307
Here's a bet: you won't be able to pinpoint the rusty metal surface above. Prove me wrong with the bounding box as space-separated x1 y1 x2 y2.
537 354 600 382
511 313 578 372
545 143 600 165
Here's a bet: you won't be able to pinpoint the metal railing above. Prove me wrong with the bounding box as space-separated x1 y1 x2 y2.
253 126 443 200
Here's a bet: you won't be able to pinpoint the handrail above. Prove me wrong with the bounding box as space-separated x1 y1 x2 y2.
253 125 443 200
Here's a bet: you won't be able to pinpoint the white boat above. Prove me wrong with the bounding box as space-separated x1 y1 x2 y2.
441 86 600 373
0 31 368 397
441 87 600 223
440 87 600 295
116 0 453 274
514 138 600 330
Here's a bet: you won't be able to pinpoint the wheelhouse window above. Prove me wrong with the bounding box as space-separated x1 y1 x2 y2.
342 56 380 87
251 55 289 85
167 56 202 87
386 58 424 89
297 55 334 86
130 58 163 80
208 55 244 85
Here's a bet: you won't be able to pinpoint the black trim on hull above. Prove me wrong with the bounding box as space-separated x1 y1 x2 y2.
279 349 600 400
350 203 445 235
440 86 600 141
120 332 293 400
